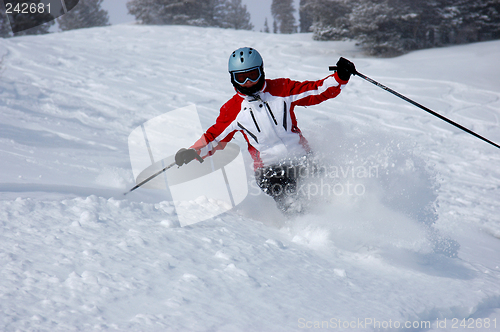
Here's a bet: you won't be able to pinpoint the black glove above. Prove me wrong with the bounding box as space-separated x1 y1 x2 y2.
336 57 356 81
175 148 203 166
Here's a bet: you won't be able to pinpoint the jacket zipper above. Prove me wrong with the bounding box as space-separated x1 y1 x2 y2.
283 101 287 130
249 110 261 132
237 122 259 143
264 102 278 125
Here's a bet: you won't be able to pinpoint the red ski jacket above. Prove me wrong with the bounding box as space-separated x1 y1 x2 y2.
191 72 349 170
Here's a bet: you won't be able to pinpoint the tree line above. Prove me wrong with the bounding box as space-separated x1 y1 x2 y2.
0 0 253 37
300 0 500 55
127 0 253 30
1 0 499 57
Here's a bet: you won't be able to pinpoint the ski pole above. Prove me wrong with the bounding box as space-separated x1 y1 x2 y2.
329 66 500 150
123 161 177 196
123 150 204 196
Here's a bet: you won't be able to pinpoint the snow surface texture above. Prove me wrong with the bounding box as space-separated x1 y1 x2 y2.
0 25 500 331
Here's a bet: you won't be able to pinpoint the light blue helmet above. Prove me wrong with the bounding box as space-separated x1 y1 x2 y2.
228 47 263 73
228 47 265 95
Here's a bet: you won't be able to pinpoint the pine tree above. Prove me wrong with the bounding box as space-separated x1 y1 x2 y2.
457 0 500 42
263 17 270 33
299 0 312 33
0 6 12 38
127 0 162 25
271 0 297 34
306 0 355 40
213 0 253 30
58 0 110 31
127 0 216 27
350 0 404 55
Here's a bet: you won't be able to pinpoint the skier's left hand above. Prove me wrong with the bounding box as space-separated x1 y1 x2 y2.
336 57 356 81
175 148 203 166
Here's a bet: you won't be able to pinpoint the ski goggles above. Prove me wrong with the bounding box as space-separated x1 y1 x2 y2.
232 66 262 85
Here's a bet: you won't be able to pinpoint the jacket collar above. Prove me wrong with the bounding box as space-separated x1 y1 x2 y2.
235 80 267 100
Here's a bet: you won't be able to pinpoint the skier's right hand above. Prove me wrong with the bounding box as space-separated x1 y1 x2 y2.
336 57 356 81
175 148 203 166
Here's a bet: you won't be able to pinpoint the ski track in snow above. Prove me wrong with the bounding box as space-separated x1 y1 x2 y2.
0 25 500 331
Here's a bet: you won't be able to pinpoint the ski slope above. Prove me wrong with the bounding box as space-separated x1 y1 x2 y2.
1 24 500 331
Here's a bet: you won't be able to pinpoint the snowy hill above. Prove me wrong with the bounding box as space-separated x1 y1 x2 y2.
1 24 500 331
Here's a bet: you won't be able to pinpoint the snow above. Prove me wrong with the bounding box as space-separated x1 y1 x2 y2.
1 24 500 331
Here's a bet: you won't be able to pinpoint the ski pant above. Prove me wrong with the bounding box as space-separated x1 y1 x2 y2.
255 161 309 214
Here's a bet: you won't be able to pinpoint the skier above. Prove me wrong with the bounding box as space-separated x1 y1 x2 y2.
175 47 356 214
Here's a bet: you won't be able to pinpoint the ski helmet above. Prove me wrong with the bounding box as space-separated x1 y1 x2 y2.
228 47 263 72
228 47 265 95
